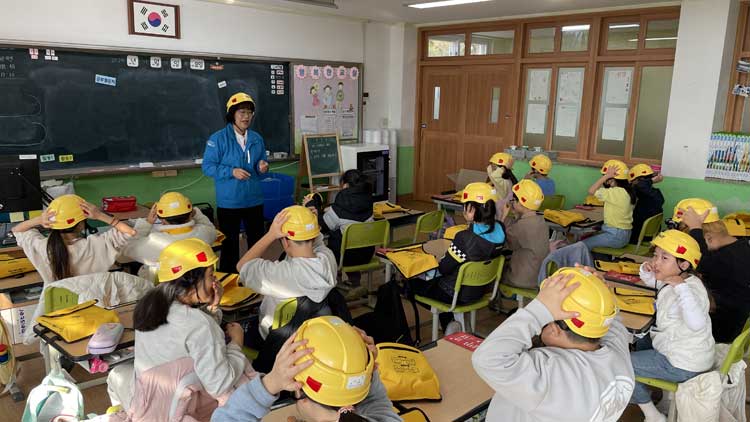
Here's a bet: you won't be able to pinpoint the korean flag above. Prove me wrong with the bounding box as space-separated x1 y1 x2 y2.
131 1 178 38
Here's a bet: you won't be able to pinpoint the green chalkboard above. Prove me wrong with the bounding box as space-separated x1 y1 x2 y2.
304 134 341 177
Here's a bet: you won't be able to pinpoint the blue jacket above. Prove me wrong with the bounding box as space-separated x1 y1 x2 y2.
202 123 268 209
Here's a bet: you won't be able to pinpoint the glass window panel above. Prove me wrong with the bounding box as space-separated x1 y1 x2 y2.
561 24 590 52
427 34 466 57
607 23 640 50
632 66 673 159
645 19 679 49
552 68 585 152
529 28 556 54
597 67 634 156
523 68 552 148
471 30 514 55
433 86 441 120
490 87 501 123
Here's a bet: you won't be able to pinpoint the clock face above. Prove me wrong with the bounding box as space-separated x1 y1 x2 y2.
130 1 179 38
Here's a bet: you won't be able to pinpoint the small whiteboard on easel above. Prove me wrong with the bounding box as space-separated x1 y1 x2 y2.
299 133 343 194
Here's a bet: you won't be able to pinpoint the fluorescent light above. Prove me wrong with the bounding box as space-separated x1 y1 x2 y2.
407 0 492 9
562 24 590 32
609 24 640 29
645 37 677 41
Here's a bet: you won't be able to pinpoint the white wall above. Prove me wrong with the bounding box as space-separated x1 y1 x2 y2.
0 0 365 63
363 22 391 130
661 0 739 179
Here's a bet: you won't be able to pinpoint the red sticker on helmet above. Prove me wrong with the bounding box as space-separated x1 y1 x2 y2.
171 265 182 274
158 209 163 214
196 252 207 262
66 218 75 224
463 192 468 199
571 318 584 328
630 173 635 178
532 161 536 166
642 170 648 174
306 376 322 392
676 245 687 254
288 230 295 237
232 98 237 103
676 210 684 217
514 185 520 191
602 167 607 172
521 197 527 203
498 159 504 163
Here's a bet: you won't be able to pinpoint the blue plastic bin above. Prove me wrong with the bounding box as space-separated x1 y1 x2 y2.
261 172 295 220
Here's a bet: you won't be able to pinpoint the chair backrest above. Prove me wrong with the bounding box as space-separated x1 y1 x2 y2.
449 255 505 309
720 323 750 376
634 212 663 253
413 210 445 243
546 260 559 278
340 220 390 262
44 287 79 313
272 298 298 331
540 194 566 211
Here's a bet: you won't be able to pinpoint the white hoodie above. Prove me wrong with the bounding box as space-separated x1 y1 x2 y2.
472 299 635 422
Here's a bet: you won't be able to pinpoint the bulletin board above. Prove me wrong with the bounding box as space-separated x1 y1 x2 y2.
292 62 361 154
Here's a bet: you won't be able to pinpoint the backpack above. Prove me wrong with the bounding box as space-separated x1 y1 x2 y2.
22 370 84 422
353 281 414 345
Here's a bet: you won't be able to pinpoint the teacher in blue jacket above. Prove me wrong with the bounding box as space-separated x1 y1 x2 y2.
202 92 269 272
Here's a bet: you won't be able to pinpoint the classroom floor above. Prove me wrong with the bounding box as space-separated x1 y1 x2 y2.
1 199 746 421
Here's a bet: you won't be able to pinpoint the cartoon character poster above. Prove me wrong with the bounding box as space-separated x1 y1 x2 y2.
293 63 360 153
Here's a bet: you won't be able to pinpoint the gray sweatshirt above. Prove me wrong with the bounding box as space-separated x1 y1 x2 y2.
210 370 402 422
472 299 634 422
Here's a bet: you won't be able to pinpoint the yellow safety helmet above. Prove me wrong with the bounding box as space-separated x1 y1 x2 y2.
723 218 746 237
489 152 514 168
156 192 192 218
293 316 375 407
47 194 87 230
157 238 218 283
529 154 552 175
600 160 629 180
512 180 544 211
543 267 617 339
628 164 655 182
651 230 702 269
281 205 320 241
225 92 255 113
672 198 720 223
460 182 498 204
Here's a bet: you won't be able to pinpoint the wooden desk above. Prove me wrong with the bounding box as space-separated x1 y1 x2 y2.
543 207 604 241
34 303 135 362
431 194 464 213
264 339 493 422
620 311 654 334
0 271 42 294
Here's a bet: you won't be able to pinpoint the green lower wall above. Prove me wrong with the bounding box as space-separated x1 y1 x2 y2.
68 146 750 217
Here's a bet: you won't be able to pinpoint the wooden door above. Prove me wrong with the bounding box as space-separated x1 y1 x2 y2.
460 65 514 170
416 66 464 200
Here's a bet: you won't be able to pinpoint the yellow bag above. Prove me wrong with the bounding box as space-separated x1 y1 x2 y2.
595 260 641 275
376 342 441 402
385 247 439 279
216 272 256 307
584 195 604 206
0 254 35 278
614 287 654 297
543 209 586 227
37 300 120 343
615 294 655 315
398 407 430 422
373 202 404 219
443 224 468 240
212 230 226 248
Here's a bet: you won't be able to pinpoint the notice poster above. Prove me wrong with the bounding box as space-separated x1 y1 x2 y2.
605 69 632 105
525 103 547 134
554 104 579 138
528 69 551 102
293 63 360 154
602 107 628 141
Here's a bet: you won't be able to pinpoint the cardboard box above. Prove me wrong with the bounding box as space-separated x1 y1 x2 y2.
446 169 487 191
1 302 38 344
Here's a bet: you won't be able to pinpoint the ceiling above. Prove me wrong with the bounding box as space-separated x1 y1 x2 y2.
217 0 679 24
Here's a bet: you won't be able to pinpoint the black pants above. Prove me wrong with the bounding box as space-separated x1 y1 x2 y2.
711 301 750 343
217 205 264 273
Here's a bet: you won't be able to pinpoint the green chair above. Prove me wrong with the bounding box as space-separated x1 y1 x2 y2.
592 213 663 258
498 261 556 308
242 298 298 361
635 320 750 395
340 220 390 303
44 286 79 313
415 255 505 341
539 194 566 211
389 210 445 248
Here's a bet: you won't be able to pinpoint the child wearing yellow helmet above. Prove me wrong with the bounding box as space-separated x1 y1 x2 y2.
120 191 217 282
236 206 338 371
124 238 252 421
213 317 400 422
473 267 634 422
678 205 750 343
631 230 714 422
487 152 518 209
499 180 549 289
11 194 136 282
524 154 556 196
408 182 505 334
581 160 636 250
628 164 664 244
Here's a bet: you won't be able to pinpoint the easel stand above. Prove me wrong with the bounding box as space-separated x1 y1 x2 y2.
296 134 343 202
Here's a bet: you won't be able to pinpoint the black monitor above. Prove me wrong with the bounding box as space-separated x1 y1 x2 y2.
0 155 43 214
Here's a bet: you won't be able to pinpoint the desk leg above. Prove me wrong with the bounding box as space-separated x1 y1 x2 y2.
41 340 51 375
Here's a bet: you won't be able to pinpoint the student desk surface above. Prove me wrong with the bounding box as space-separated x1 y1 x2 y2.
33 302 135 362
542 206 604 240
431 194 465 213
263 338 493 422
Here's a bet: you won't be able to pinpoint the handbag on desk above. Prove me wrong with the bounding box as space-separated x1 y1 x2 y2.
215 272 257 307
543 209 587 227
37 300 120 343
384 246 439 279
376 342 441 402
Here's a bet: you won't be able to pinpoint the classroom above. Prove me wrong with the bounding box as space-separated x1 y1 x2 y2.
1 0 750 421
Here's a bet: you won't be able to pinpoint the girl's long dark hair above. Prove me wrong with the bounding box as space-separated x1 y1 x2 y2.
465 200 497 234
612 179 637 205
134 267 207 332
46 225 81 280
